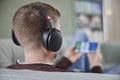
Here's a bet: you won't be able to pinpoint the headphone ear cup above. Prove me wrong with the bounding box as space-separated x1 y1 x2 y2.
12 30 20 46
42 28 62 52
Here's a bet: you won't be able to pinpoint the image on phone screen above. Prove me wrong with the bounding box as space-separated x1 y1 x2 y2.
75 41 98 53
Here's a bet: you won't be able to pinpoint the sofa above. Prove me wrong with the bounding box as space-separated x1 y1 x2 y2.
0 39 120 69
0 39 120 79
0 39 120 66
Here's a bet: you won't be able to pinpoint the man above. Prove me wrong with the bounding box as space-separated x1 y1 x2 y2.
7 2 102 73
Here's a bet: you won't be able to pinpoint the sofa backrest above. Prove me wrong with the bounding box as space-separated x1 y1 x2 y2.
0 39 24 68
100 42 120 68
0 39 120 69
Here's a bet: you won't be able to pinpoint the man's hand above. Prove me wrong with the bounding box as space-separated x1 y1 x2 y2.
87 48 102 69
64 46 83 63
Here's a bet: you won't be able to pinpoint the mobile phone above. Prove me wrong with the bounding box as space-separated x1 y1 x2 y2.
75 41 98 53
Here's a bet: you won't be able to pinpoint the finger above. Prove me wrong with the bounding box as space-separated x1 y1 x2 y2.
74 53 84 60
69 45 76 51
77 53 83 57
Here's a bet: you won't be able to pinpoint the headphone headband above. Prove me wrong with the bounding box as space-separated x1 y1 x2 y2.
32 6 55 28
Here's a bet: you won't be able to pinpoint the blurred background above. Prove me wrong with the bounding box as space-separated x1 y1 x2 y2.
0 0 120 74
0 0 120 42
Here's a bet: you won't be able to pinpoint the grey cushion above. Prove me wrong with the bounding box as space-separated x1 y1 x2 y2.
0 68 120 80
0 39 24 68
100 42 120 68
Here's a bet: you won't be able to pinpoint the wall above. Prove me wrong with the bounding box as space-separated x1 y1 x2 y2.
103 0 120 42
0 0 76 39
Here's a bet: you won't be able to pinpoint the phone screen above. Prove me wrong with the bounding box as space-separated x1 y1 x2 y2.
75 41 98 53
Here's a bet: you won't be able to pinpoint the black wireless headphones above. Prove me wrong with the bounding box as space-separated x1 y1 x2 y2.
12 6 62 52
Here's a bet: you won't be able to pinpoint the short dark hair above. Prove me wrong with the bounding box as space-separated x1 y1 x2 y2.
13 2 60 49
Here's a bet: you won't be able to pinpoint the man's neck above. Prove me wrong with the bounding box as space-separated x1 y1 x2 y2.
24 47 56 64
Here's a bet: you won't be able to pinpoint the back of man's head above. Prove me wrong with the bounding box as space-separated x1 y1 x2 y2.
13 2 60 50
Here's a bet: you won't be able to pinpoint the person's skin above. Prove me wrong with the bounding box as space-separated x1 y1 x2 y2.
24 19 61 64
64 46 83 63
24 46 56 64
24 37 102 68
64 46 102 68
87 48 102 69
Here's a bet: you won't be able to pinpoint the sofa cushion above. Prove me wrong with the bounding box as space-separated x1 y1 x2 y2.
100 42 120 68
0 39 24 68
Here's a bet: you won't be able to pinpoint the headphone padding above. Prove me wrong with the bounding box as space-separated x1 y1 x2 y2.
12 30 20 46
42 28 62 52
